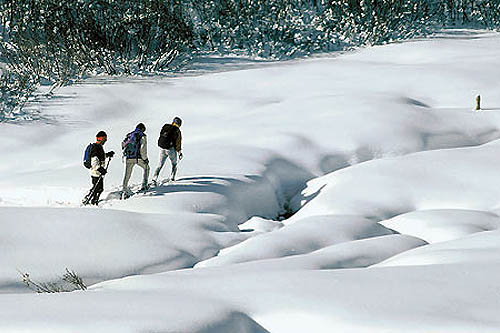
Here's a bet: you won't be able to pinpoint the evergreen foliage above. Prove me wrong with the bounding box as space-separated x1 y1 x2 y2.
1 0 500 120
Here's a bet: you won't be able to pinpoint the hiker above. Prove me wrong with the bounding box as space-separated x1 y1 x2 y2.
121 123 150 198
152 116 183 185
83 131 115 205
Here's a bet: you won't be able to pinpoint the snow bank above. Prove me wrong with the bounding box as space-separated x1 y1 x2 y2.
198 234 426 271
292 141 500 222
377 229 500 267
380 209 500 243
2 263 495 333
0 290 269 333
0 207 251 291
238 216 283 233
197 215 394 267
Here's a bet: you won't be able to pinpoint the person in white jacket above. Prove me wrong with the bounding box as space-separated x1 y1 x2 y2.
121 123 150 198
84 131 115 205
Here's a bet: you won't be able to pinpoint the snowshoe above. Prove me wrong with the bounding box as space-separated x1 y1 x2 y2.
121 190 134 200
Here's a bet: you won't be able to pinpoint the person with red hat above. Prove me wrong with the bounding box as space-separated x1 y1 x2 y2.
84 131 115 205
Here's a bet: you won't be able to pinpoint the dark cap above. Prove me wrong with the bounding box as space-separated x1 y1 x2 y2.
172 117 182 127
136 123 146 132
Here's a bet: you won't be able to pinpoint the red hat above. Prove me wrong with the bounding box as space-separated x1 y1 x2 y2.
96 131 107 141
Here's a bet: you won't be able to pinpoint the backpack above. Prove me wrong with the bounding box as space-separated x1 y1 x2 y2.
122 129 143 159
158 124 177 149
83 143 94 169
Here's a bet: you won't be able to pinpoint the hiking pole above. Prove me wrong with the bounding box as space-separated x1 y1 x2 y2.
167 153 183 182
82 156 113 206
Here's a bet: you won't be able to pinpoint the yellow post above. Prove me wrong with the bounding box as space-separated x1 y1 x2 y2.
475 95 481 111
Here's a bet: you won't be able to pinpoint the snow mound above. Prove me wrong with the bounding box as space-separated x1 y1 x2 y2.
238 216 284 233
292 141 500 222
0 207 252 291
0 290 269 333
380 209 500 243
197 215 394 267
198 234 426 271
376 229 500 267
91 262 500 332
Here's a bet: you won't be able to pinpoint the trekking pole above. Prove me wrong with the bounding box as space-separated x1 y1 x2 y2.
164 152 180 181
176 154 183 176
82 156 113 206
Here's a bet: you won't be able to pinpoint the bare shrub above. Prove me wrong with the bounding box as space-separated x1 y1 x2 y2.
20 268 87 293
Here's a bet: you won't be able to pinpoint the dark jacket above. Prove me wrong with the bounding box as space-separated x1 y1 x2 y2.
89 143 106 177
158 124 182 151
90 143 105 162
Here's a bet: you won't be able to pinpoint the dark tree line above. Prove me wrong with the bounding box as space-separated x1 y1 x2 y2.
2 0 500 120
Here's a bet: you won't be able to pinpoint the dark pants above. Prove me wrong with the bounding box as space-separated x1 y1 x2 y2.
89 176 104 205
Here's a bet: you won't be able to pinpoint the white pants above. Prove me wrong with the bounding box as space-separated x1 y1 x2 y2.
122 159 150 191
153 148 178 180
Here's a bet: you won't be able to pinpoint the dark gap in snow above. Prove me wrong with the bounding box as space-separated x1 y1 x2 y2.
276 202 295 221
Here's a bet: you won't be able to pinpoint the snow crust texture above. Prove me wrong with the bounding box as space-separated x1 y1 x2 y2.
2 30 500 332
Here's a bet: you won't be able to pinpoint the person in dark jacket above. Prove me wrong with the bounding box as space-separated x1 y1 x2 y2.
152 117 183 184
84 131 115 205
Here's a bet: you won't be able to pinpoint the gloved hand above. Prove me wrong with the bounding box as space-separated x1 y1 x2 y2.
143 158 149 164
179 152 184 160
106 151 115 158
98 167 107 175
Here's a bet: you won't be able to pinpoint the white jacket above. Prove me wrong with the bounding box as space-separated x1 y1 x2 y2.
90 156 106 177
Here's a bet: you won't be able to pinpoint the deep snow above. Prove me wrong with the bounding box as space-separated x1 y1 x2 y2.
2 29 500 332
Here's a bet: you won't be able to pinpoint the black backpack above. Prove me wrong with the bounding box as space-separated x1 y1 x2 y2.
158 124 177 149
83 143 94 169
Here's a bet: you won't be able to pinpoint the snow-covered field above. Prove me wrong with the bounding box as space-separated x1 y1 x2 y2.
2 29 500 332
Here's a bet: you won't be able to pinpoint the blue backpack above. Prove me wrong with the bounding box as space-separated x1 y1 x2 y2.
83 143 94 169
122 129 143 159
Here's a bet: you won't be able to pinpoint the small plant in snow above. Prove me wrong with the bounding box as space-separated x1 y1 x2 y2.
20 268 87 293
61 268 87 291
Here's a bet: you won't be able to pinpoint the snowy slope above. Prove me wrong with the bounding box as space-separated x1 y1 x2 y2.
2 29 500 332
